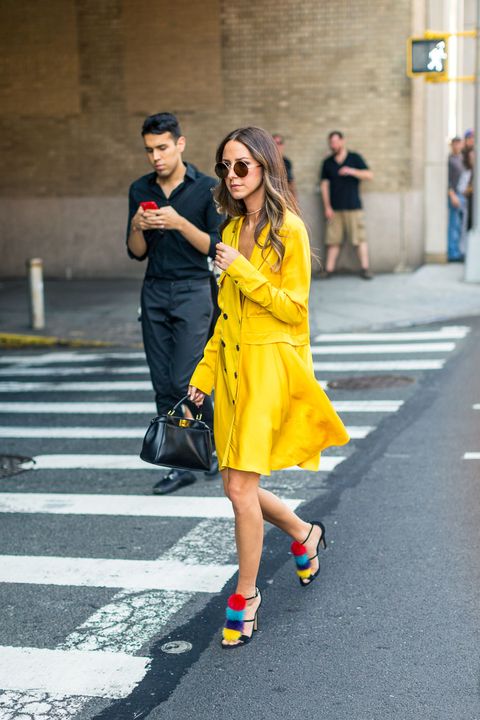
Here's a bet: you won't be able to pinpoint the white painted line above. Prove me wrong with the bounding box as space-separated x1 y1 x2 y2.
333 400 403 412
0 423 371 440
0 555 237 593
26 455 160 470
287 456 346 471
0 427 146 438
0 646 149 699
0 381 152 392
0 352 145 366
1 399 399 416
0 365 149 377
473 404 480 410
346 425 374 438
312 326 470 342
313 360 445 371
464 453 480 459
0 402 155 414
310 342 455 354
0 493 303 518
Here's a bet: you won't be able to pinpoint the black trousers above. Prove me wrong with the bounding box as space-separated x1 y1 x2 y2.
141 277 214 431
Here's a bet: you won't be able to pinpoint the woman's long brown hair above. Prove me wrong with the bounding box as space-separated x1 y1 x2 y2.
213 126 301 270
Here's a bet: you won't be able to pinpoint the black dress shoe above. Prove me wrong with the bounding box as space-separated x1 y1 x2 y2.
204 453 219 478
152 469 196 495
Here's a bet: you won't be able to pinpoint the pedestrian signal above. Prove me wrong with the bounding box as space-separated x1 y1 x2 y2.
407 37 448 77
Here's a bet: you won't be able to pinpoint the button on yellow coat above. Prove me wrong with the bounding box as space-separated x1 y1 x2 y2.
190 211 349 475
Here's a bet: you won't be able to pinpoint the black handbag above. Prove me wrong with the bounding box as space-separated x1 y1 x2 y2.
140 396 213 471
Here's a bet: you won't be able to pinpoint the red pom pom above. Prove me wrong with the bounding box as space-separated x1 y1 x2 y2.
227 593 247 611
291 541 307 556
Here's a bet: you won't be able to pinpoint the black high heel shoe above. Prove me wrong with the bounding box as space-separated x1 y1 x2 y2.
221 588 262 649
291 521 327 587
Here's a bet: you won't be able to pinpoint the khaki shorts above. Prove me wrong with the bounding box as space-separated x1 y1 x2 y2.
325 209 367 247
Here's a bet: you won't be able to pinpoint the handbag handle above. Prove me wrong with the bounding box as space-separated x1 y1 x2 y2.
168 395 204 420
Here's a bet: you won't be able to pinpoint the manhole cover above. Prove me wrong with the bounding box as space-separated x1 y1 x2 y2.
327 375 415 390
161 640 192 654
0 455 34 478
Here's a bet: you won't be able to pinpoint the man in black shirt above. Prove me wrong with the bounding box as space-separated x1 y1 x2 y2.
320 130 373 279
127 113 221 494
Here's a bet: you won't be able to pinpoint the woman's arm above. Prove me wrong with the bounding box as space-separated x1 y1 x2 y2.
221 222 311 325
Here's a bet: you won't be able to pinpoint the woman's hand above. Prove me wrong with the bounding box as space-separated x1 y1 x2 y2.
188 385 205 407
215 242 240 270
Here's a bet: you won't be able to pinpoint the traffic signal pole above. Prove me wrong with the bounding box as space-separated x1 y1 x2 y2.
465 0 480 282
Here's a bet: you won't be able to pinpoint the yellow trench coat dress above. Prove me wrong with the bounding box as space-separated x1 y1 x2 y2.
190 210 350 475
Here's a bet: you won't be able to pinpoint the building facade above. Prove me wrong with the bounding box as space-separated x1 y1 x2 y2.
0 0 475 277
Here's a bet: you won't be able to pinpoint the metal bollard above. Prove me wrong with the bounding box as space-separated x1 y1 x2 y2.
27 258 45 329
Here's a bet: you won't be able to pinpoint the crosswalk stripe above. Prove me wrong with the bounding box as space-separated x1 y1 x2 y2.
0 352 146 366
0 646 150 699
313 359 445 371
0 493 303 517
0 381 153 392
0 424 373 438
0 555 237 593
473 404 480 410
0 365 149 377
463 452 480 459
310 342 455 354
0 400 401 414
312 326 469 342
22 454 344 471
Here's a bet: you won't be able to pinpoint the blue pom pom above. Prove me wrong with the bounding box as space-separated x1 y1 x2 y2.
226 607 244 621
296 559 311 570
294 553 310 567
225 619 244 632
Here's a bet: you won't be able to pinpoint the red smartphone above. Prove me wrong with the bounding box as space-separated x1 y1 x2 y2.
140 201 158 211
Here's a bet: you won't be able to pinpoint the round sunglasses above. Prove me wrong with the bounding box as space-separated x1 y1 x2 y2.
214 160 261 179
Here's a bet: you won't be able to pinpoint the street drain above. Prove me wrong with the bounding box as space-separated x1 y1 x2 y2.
327 375 415 390
0 455 35 478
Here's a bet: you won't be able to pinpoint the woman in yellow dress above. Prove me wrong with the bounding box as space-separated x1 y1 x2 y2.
188 127 349 649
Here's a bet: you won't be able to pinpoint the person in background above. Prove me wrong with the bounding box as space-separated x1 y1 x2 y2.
273 134 297 200
447 136 466 262
127 112 221 494
320 130 373 279
463 129 475 232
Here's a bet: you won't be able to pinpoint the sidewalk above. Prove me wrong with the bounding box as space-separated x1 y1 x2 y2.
1 264 480 348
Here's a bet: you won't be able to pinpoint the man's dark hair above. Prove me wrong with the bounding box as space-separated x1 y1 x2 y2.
141 113 182 140
328 130 344 140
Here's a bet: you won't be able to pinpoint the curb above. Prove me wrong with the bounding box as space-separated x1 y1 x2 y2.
0 332 115 349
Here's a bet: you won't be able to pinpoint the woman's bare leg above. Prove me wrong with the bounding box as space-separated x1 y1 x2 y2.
221 468 263 645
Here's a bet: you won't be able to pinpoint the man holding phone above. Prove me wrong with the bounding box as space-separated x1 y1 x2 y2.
127 112 221 494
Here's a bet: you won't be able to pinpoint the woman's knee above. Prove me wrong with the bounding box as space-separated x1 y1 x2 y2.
228 474 259 513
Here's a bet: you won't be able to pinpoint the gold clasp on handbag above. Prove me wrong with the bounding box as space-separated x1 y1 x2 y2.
179 419 189 427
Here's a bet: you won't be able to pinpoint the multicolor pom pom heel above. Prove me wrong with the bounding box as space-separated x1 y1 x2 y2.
291 521 327 587
222 588 261 649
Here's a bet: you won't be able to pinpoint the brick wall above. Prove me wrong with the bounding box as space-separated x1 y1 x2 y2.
0 0 421 277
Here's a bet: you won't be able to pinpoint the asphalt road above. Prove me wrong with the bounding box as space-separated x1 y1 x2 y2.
0 318 478 720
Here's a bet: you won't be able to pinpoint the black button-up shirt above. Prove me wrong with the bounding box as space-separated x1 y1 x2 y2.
126 163 221 280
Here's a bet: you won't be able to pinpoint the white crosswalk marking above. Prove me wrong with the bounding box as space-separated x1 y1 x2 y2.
0 493 303 517
0 424 372 438
0 381 153 392
463 452 480 459
312 326 470 342
0 646 150 699
310 342 455 354
0 365 149 377
313 359 445 371
0 555 237 593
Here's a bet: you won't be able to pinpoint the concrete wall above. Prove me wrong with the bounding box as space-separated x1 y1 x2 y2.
0 0 423 278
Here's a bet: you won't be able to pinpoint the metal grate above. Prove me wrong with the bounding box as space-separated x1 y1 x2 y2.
327 375 415 390
0 455 34 479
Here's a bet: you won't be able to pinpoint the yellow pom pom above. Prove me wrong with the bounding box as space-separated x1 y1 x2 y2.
296 568 312 579
223 628 242 642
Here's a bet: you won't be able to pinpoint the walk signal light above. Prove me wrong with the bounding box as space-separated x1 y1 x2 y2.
407 37 448 78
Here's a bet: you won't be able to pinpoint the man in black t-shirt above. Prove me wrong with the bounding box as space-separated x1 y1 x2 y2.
320 130 373 279
127 112 221 494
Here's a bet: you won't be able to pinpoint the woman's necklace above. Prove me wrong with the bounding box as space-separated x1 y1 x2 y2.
244 207 262 215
